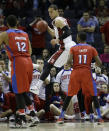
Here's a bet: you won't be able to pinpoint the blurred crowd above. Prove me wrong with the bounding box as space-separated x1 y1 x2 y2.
0 0 109 122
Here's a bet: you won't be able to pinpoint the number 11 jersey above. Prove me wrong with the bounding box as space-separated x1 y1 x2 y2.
70 44 98 70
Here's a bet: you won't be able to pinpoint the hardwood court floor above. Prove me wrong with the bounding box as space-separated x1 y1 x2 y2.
0 122 109 131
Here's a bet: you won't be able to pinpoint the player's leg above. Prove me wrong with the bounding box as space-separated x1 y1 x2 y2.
40 63 53 81
15 93 27 128
92 96 102 119
77 89 86 117
66 95 80 119
23 93 40 126
91 79 103 121
40 48 64 81
83 70 103 122
57 70 80 123
34 49 64 91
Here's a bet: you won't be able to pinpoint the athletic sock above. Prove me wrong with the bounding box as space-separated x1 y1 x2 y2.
96 108 102 119
59 110 65 119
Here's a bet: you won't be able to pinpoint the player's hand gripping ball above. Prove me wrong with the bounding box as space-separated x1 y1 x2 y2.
36 20 48 33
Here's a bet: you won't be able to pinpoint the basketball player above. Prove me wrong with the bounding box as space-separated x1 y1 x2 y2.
55 64 80 119
33 4 76 92
57 32 104 123
0 15 37 128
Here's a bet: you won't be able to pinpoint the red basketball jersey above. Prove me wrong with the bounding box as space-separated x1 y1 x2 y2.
5 29 30 61
70 44 98 69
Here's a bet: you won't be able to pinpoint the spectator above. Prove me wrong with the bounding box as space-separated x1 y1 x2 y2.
50 82 66 109
17 18 26 31
100 51 109 71
100 20 109 49
92 66 108 90
50 67 57 83
0 60 11 94
95 0 109 26
0 3 3 16
50 82 80 119
28 17 46 57
55 63 72 93
0 84 16 119
77 11 96 47
0 15 8 32
101 94 109 119
0 49 9 70
31 54 37 64
41 48 50 66
79 10 99 31
30 58 50 112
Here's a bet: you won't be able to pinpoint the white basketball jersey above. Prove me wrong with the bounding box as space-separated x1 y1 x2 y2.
55 68 72 92
52 16 68 39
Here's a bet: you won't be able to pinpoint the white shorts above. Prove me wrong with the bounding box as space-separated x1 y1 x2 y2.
48 38 76 68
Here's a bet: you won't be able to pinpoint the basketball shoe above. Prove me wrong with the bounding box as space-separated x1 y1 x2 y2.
28 110 40 127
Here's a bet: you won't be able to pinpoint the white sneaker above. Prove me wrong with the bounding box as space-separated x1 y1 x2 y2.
0 117 7 122
15 120 27 128
15 115 27 128
65 114 81 120
9 115 15 128
65 115 75 120
54 116 59 120
29 116 39 127
84 114 90 120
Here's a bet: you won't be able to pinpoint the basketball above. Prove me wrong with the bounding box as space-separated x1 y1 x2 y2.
36 20 48 33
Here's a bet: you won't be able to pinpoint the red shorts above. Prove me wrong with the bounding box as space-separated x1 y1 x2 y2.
68 68 97 97
11 56 33 94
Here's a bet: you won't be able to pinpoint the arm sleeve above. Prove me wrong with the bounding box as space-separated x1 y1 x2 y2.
59 26 72 41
